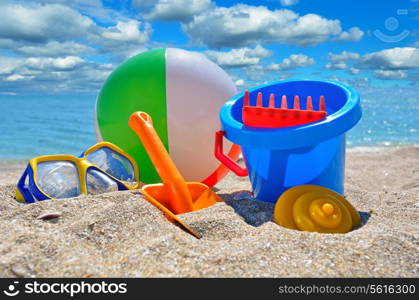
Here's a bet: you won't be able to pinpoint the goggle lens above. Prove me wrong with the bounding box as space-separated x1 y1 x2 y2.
86 168 119 195
86 147 136 185
36 161 81 199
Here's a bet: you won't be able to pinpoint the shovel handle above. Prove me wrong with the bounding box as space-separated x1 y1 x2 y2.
129 112 195 213
214 130 248 177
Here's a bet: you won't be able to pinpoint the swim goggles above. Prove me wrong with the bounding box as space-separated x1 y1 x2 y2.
16 142 140 203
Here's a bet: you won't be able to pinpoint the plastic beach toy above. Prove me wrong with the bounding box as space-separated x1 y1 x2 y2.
96 48 240 187
242 91 327 128
274 185 361 233
129 111 222 238
215 80 362 203
15 142 140 203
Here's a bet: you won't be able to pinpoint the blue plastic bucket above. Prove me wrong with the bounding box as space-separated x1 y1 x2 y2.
217 80 362 203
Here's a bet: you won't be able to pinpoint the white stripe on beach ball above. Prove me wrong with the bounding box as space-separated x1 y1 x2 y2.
165 48 237 182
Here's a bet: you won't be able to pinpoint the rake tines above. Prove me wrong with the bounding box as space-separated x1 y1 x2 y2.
242 91 327 128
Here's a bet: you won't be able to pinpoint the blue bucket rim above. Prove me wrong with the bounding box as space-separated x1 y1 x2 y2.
220 79 362 149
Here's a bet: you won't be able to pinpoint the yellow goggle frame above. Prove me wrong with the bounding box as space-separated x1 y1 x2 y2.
16 142 140 202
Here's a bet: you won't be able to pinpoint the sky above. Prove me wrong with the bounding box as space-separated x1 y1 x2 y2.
0 0 418 95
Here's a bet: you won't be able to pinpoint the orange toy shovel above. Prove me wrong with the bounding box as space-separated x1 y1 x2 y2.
129 112 222 238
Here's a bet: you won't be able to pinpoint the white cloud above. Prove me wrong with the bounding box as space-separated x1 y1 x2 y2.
16 41 94 57
0 0 157 94
25 56 85 71
135 0 212 22
205 45 272 67
327 75 370 88
0 1 95 43
268 54 315 70
335 27 364 42
0 54 114 93
182 4 342 47
5 74 29 82
0 39 18 49
235 79 245 86
0 1 155 93
34 0 126 24
326 48 418 81
349 67 360 74
346 77 370 88
374 70 407 80
242 64 266 82
357 47 419 70
124 47 150 60
0 1 152 63
280 0 299 6
325 62 347 70
102 20 151 43
325 51 360 70
89 19 152 62
0 56 21 75
328 51 361 63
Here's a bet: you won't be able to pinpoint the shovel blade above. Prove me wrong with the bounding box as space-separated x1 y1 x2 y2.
141 182 221 238
186 182 222 210
142 182 221 213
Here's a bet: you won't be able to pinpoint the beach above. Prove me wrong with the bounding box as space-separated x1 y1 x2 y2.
0 146 417 277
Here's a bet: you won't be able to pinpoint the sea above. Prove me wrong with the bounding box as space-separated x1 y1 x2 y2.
0 92 418 160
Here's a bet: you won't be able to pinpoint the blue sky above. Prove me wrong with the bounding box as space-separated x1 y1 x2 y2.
0 0 418 95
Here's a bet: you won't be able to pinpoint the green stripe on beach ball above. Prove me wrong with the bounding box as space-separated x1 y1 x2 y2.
96 48 168 184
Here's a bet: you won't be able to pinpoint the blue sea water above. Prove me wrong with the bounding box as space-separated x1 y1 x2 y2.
0 91 418 160
0 95 97 159
347 91 419 148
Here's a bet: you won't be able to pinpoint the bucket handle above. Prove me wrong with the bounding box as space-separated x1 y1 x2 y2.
214 130 248 177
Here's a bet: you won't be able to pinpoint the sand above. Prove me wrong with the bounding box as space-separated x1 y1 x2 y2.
0 147 417 277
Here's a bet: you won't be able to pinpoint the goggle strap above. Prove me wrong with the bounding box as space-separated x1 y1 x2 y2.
16 165 35 203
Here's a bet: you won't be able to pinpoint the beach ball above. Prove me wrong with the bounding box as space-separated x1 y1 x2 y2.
95 48 239 186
